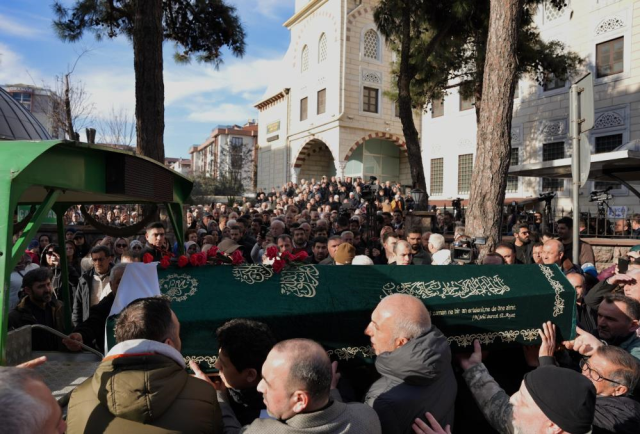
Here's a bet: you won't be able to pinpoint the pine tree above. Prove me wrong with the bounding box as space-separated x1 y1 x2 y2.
52 0 246 162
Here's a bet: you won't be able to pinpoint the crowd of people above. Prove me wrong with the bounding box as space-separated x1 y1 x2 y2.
3 174 640 433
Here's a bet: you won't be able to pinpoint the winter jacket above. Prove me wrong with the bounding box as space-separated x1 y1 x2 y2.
8 297 65 351
66 339 223 434
365 326 457 434
593 396 640 434
72 292 115 352
73 267 111 326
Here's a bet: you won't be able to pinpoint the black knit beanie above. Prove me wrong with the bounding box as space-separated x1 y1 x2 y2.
524 366 596 434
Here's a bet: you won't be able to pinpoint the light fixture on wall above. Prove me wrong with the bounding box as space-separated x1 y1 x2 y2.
411 188 429 211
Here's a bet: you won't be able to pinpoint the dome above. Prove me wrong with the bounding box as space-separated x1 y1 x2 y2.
0 87 51 140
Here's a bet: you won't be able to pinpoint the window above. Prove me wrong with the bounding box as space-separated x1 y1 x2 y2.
596 37 623 78
595 133 623 153
300 97 308 121
318 33 327 63
460 94 474 111
542 141 565 161
11 92 32 110
542 178 564 192
363 87 379 113
363 29 380 61
543 73 566 91
229 139 243 171
595 134 624 190
514 84 520 99
506 148 519 193
362 140 400 183
430 158 443 195
317 89 326 114
301 45 309 72
432 99 444 118
394 101 400 118
458 154 473 194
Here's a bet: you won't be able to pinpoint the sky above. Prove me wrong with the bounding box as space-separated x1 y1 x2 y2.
0 0 295 158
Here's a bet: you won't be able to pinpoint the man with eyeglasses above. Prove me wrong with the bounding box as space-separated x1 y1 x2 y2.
73 245 113 326
538 323 640 434
512 223 533 264
579 347 640 433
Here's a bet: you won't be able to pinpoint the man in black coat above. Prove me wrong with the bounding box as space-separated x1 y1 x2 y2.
8 268 65 351
64 263 127 352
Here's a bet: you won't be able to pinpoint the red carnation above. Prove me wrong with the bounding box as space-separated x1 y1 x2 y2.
266 245 278 260
177 255 189 268
196 252 208 266
160 256 171 269
272 259 285 273
142 253 154 264
231 250 245 265
189 254 199 266
207 246 219 258
281 251 293 262
294 251 308 262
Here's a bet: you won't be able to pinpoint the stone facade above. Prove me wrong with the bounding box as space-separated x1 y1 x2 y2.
256 0 416 191
422 0 640 215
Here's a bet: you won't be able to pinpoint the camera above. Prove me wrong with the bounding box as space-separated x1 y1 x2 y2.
360 176 379 202
589 186 613 203
451 237 486 264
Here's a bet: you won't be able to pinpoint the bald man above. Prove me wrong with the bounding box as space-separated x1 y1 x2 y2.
543 239 581 275
362 294 456 433
212 339 381 433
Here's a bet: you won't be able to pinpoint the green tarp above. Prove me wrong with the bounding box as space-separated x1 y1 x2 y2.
145 264 576 369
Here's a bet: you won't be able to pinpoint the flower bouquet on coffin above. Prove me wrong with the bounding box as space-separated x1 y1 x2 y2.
263 245 308 273
144 238 245 269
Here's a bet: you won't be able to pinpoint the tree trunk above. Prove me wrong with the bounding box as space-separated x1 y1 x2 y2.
465 0 523 261
133 0 165 162
64 74 75 140
397 3 425 191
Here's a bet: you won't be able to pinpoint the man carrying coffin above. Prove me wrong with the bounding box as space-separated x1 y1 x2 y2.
354 294 456 433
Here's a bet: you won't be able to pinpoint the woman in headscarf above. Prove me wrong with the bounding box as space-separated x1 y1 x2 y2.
129 240 144 259
184 241 200 256
40 243 80 301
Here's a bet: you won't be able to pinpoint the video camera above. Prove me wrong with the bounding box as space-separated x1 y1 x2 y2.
451 236 487 264
360 176 379 202
589 186 613 203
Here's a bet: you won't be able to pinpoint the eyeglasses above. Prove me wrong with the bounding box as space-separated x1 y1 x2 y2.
116 243 128 248
132 246 142 250
46 251 57 256
579 359 623 385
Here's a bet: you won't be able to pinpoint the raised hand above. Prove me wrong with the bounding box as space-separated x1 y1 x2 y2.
538 321 557 358
457 339 483 371
562 327 602 356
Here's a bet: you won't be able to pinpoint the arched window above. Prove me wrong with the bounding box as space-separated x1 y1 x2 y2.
301 45 309 72
318 33 327 63
363 29 380 61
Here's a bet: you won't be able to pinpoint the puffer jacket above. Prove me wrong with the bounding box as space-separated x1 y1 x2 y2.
66 339 223 434
365 326 457 434
593 396 640 434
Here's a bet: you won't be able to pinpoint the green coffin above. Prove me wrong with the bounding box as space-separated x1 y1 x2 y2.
141 264 575 369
